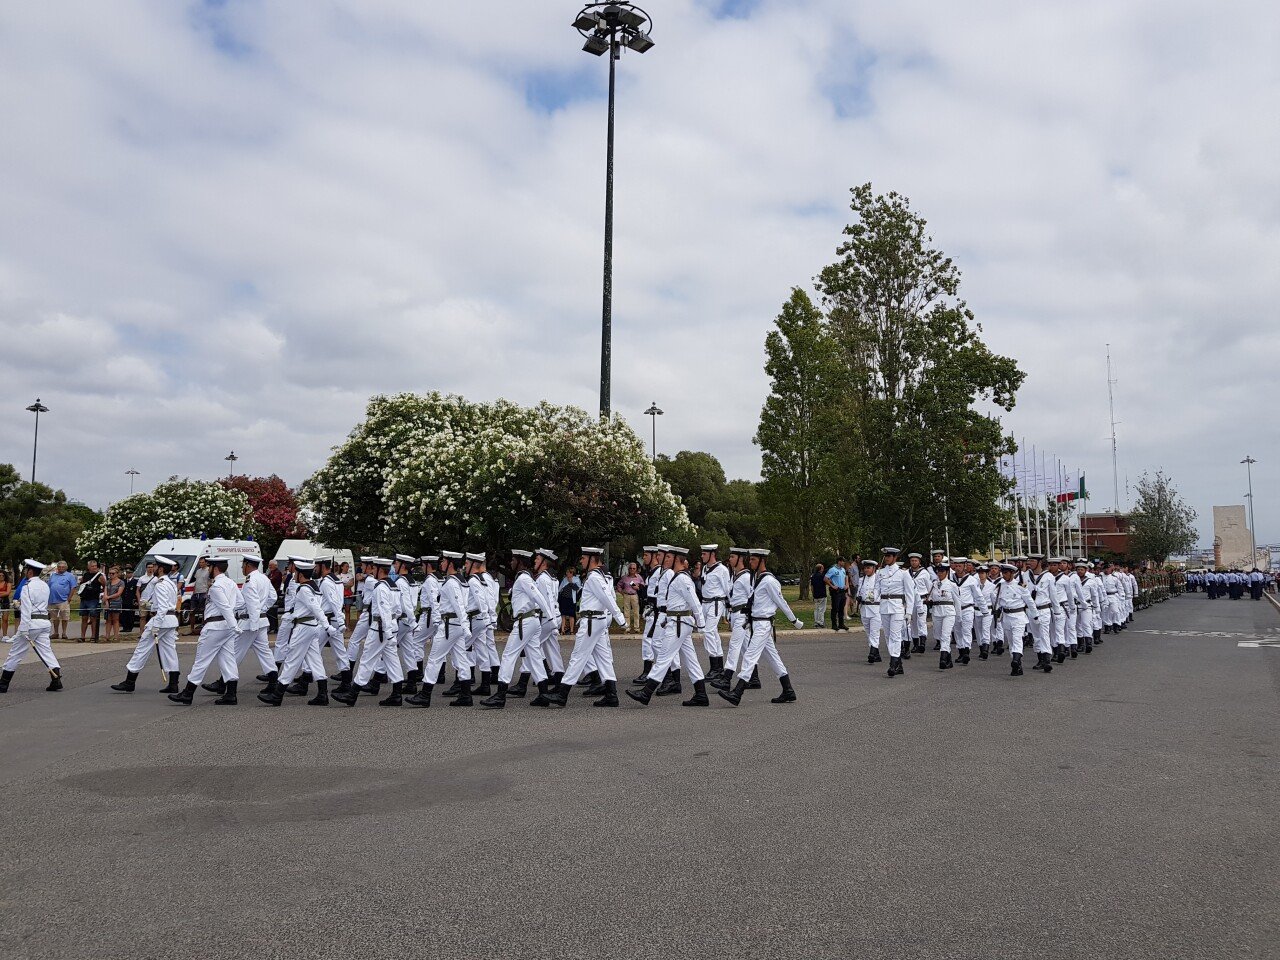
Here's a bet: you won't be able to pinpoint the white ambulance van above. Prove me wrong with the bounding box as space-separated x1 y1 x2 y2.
270 539 354 571
131 536 262 615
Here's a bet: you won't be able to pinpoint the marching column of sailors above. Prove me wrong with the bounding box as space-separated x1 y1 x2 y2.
1187 569 1271 601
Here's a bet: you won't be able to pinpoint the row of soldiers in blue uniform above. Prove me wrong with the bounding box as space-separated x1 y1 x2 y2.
1187 569 1271 600
103 543 801 709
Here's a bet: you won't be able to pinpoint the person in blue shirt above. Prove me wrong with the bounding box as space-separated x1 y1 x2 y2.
47 562 79 640
825 559 849 631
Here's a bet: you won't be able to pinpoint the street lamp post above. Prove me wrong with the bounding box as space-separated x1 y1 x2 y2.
25 398 49 484
126 468 140 495
225 451 238 480
643 401 663 462
572 3 655 421
1242 456 1257 567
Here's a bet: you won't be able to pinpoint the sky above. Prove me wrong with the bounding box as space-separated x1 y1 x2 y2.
1 0 1277 549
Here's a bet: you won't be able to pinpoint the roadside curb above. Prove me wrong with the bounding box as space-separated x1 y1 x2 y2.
1265 592 1280 618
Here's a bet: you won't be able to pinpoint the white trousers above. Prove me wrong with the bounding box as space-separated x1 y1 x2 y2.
1028 609 1052 654
540 620 564 674
188 624 239 684
323 617 348 668
4 620 59 673
878 606 906 657
1103 598 1121 627
909 605 927 642
1001 611 1028 656
345 612 370 667
641 610 659 661
724 612 749 671
562 616 616 685
354 617 405 686
953 607 975 649
280 623 325 685
646 615 704 685
499 617 548 685
860 605 882 650
977 613 993 647
126 619 179 674
396 618 420 675
424 620 470 685
233 625 275 675
1077 608 1094 640
738 619 788 680
274 616 293 665
700 600 725 657
931 611 956 650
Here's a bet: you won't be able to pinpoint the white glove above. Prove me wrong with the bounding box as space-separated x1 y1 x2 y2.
614 613 627 628
794 618 804 629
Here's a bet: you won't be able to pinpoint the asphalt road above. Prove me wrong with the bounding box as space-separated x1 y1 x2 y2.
1 594 1277 960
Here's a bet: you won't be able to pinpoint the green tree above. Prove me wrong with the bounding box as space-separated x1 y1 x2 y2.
755 288 850 595
0 463 101 572
655 452 727 530
817 183 1023 552
1128 471 1197 563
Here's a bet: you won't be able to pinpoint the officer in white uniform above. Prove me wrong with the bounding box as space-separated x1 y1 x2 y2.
169 555 241 705
549 547 626 707
927 560 960 669
531 548 562 700
461 553 497 697
258 560 331 707
272 556 304 672
627 546 706 706
975 564 997 658
714 547 759 689
951 557 987 664
1072 560 1096 653
480 549 556 709
111 555 181 694
716 548 800 706
634 547 659 681
876 547 912 677
405 556 440 696
0 560 62 693
336 558 405 706
856 558 882 663
392 555 421 691
202 553 278 698
906 552 934 654
1024 555 1056 673
405 552 471 708
338 557 377 686
698 544 731 679
992 563 1033 676
313 556 348 681
1100 563 1123 633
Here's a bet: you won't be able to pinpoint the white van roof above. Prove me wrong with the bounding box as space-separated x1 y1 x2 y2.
142 537 261 557
271 539 354 567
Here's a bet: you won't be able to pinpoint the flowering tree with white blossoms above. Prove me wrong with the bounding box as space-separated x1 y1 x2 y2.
301 393 692 555
75 478 253 564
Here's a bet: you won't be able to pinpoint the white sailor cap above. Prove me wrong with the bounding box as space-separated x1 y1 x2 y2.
999 562 1018 572
23 558 46 570
1048 556 1067 564
861 557 879 568
749 548 771 557
882 546 901 555
359 555 375 563
369 557 393 568
293 559 315 572
931 547 946 555
286 555 310 566
313 555 333 566
907 552 923 559
655 544 673 553
536 548 558 561
511 549 533 559
394 553 417 564
441 550 464 561
206 555 231 567
153 554 177 567
936 559 951 568
668 546 689 556
580 547 604 556
1026 553 1045 561
1011 555 1027 562
242 553 263 566
420 555 439 564
976 563 990 571
642 545 658 553
464 552 485 562
700 544 719 552
951 556 970 564
729 546 750 556
1073 559 1089 568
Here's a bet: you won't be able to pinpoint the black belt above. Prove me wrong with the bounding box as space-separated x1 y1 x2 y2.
1036 604 1050 610
293 616 317 625
858 600 876 606
1003 606 1026 613
205 615 225 623
579 612 606 619
960 604 974 610
880 594 905 600
730 604 749 613
28 613 49 620
514 610 542 621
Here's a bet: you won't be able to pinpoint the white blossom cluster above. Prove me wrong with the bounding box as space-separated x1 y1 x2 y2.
75 478 254 563
301 392 691 548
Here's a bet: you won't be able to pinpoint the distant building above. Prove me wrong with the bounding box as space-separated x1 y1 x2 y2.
1212 505 1255 569
1079 512 1131 558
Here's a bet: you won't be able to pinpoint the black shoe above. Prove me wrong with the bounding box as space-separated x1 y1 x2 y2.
45 668 63 692
626 679 660 706
379 681 404 707
441 677 463 697
213 680 238 705
405 683 433 708
402 669 421 697
1069 645 1078 659
257 683 284 706
631 660 653 685
1039 653 1053 674
932 639 941 651
449 680 473 707
593 680 619 707
479 681 508 710
900 643 912 660
508 672 530 698
330 669 350 694
111 670 139 693
1010 654 1024 677
0 670 12 694
169 681 197 705
957 650 970 665
939 652 951 670
159 670 180 694
529 679 554 708
717 679 748 707
978 644 990 661
308 680 330 706
332 685 360 706
1084 641 1093 654
709 671 732 691
867 649 878 664
886 656 901 678
746 667 762 689
257 673 272 683
201 678 226 695
655 670 682 696
771 674 797 704
682 680 709 707
285 679 309 697
474 668 494 697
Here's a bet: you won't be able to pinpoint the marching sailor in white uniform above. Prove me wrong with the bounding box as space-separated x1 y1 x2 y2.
717 548 800 706
111 555 180 694
0 559 62 694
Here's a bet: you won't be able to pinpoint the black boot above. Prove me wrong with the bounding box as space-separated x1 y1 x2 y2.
886 656 901 678
1040 652 1053 673
582 678 609 697
717 678 748 706
746 666 762 689
168 681 197 705
978 644 990 660
159 670 180 694
285 676 310 697
932 638 941 651
656 669 682 696
710 670 733 691
709 655 725 678
111 670 139 693
379 681 404 707
578 669 601 688
529 679 554 707
405 682 433 708
442 670 464 698
993 639 1005 656
213 680 238 705
631 660 653 685
1069 644 1079 659
308 679 329 706
480 681 508 710
1094 629 1103 646
1084 639 1093 654
45 667 63 692
0 669 13 693
201 678 226 695
867 648 879 664
549 670 564 689
330 669 350 694
957 649 970 665
449 679 473 707
900 640 912 660
1010 653 1024 676
626 678 659 705
544 681 572 709
474 668 495 697
771 674 797 704
365 671 387 696
939 651 951 670
682 679 709 707
593 680 619 707
332 682 360 706
402 669 421 696
507 672 530 698
257 676 283 706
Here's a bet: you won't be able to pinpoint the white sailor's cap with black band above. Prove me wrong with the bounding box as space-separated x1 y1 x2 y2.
999 562 1018 572
242 553 263 566
369 557 393 568
420 555 439 564
511 549 533 559
668 546 689 556
441 550 464 561
748 548 771 557
907 552 922 559
293 559 315 572
729 546 750 555
642 545 658 553
951 556 970 564
394 553 417 564
882 546 901 555
700 544 718 552
655 544 673 553
580 547 604 556
536 548 558 561
153 554 176 567
24 558 46 570
465 552 485 562
313 555 333 566
206 555 231 567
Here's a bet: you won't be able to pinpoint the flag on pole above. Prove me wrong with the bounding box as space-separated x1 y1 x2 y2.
1056 472 1087 503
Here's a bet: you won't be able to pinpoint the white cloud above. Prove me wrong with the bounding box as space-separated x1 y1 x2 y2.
0 0 1276 546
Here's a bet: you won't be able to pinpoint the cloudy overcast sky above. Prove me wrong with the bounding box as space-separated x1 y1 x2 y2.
2 0 1277 548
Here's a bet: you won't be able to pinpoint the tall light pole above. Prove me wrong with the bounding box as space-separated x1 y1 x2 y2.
225 451 238 480
1242 456 1257 568
25 398 49 484
126 468 140 495
643 401 663 462
573 3 654 421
